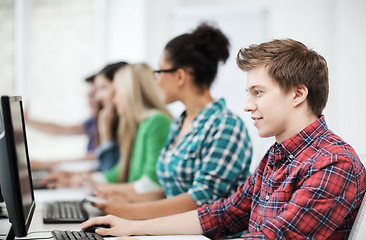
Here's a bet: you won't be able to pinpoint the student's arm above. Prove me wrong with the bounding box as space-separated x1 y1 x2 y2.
93 192 199 220
80 210 203 237
26 118 86 135
95 182 166 202
30 152 96 170
122 187 166 203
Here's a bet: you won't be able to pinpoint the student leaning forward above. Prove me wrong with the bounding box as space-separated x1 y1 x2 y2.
81 38 366 240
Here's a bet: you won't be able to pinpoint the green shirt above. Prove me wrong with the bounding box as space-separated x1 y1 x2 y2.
103 111 171 184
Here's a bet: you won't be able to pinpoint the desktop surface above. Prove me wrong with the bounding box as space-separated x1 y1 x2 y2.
0 188 209 240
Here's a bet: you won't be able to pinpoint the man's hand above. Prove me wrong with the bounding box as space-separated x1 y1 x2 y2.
30 160 57 171
80 215 138 237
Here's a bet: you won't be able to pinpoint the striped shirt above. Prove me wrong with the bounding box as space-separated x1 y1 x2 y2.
198 116 366 239
157 98 252 205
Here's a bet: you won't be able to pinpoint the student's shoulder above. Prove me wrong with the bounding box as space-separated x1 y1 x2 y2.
311 130 364 173
210 104 245 128
315 130 355 155
141 111 171 127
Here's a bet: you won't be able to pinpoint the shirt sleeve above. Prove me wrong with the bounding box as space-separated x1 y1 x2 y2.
198 175 254 239
133 175 162 194
103 165 120 183
188 116 252 205
96 140 120 172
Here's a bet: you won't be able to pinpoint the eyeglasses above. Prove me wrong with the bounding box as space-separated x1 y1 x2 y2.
153 68 178 77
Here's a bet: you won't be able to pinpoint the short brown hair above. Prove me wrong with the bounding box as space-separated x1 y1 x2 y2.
237 39 329 116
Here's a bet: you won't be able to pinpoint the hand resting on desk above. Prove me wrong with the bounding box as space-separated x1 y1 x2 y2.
38 171 84 188
80 210 203 237
80 215 134 237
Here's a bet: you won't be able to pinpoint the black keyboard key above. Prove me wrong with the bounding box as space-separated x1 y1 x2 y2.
52 231 103 240
43 201 89 224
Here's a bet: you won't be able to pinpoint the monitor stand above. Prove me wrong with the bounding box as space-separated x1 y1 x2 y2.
0 205 8 218
5 225 15 240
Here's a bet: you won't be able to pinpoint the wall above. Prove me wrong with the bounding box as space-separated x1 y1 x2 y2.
135 0 366 169
332 0 366 157
17 0 95 160
0 0 14 95
3 0 366 165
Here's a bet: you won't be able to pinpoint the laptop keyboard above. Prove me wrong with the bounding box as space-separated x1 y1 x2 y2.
43 201 89 224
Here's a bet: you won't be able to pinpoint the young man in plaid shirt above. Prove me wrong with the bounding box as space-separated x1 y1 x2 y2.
81 38 366 240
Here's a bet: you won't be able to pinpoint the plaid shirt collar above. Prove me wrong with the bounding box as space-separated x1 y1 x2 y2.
177 98 226 129
267 115 327 168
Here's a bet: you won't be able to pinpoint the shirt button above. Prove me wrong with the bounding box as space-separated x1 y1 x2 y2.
289 154 294 159
265 195 270 200
256 227 260 232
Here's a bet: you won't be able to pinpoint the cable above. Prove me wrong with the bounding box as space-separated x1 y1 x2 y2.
0 231 53 240
15 237 53 240
26 231 52 235
15 232 53 240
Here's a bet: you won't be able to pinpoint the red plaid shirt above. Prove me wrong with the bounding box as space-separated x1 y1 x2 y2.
198 116 366 239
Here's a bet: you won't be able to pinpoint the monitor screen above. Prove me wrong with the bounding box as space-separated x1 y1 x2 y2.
0 96 35 239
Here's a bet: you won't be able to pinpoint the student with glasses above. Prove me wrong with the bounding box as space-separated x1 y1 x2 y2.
82 38 366 240
89 22 253 220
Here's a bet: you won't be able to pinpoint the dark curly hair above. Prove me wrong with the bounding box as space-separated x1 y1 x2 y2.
164 22 230 89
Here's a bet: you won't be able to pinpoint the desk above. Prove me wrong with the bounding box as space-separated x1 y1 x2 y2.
0 188 208 240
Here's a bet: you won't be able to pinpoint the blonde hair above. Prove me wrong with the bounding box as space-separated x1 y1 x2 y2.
113 63 172 181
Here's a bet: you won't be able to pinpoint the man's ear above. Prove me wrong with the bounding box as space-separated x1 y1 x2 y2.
292 84 308 107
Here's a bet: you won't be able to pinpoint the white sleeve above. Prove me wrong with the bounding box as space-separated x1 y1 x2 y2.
133 175 162 194
90 171 108 184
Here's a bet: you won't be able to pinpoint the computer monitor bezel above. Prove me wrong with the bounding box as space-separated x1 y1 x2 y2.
0 185 8 219
0 185 4 202
0 95 36 238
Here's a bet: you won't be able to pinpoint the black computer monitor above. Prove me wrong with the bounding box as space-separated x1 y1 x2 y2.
0 96 36 240
0 186 3 202
0 185 8 218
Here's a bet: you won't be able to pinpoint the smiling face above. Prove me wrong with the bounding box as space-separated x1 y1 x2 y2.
244 65 295 142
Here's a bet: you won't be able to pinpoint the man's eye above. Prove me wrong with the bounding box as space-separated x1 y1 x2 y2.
255 90 262 95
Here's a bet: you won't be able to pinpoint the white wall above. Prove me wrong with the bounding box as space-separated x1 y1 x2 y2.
332 0 366 157
12 0 95 160
118 0 365 169
0 0 14 95
5 0 366 165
